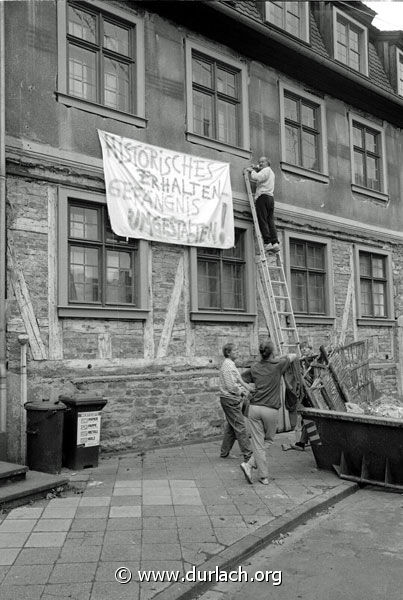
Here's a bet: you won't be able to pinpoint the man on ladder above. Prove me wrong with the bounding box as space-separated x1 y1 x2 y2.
246 157 280 254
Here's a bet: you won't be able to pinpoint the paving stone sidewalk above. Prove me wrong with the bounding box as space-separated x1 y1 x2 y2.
0 433 357 600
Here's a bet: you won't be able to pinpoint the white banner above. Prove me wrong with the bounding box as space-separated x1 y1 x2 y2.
98 130 234 249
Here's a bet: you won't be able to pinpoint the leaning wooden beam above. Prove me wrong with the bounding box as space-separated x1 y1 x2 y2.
156 254 184 358
8 241 47 360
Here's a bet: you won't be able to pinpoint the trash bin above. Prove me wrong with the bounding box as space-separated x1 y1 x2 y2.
59 395 107 470
25 398 67 474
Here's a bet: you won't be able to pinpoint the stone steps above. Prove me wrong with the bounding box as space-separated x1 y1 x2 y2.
0 461 69 509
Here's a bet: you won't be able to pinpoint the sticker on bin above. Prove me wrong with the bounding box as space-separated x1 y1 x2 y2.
77 411 102 447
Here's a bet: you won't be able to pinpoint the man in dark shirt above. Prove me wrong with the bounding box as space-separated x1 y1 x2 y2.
241 340 297 484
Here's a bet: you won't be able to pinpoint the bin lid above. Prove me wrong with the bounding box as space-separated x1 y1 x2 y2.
58 395 107 408
24 399 67 412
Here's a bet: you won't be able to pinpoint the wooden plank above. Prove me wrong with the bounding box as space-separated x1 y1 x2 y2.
156 255 184 359
143 246 155 360
47 188 63 360
8 242 47 360
183 248 195 357
98 333 112 359
339 274 352 346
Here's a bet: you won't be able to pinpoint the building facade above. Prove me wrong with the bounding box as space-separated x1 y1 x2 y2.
1 0 403 461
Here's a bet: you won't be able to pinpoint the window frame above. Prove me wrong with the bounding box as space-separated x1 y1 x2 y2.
56 0 146 128
333 7 368 76
284 231 335 325
348 113 388 202
279 82 329 183
263 2 310 43
189 220 256 322
185 39 250 159
354 244 394 326
397 47 403 97
58 187 149 319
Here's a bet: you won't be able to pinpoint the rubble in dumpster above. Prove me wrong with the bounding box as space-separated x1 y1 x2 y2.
300 339 403 420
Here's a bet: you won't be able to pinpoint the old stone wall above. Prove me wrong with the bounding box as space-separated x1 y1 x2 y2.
5 171 403 461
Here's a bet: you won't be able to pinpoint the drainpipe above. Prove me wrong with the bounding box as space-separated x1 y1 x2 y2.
0 0 7 460
18 335 29 464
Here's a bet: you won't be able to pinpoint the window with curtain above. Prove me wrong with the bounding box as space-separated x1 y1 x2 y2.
66 1 135 113
191 51 241 147
68 202 138 306
290 239 326 314
334 11 367 75
265 2 309 42
197 229 246 311
283 92 320 171
352 122 381 191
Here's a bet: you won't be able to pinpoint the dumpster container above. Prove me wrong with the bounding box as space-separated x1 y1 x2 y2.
25 398 67 474
300 407 403 491
60 395 107 469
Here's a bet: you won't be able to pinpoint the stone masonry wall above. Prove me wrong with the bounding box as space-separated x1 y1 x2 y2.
5 173 403 460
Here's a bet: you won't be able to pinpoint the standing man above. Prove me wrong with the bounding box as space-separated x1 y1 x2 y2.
242 340 297 485
246 157 280 253
219 343 253 464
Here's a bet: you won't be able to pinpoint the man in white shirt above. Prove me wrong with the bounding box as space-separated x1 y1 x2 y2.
247 157 280 253
219 342 253 464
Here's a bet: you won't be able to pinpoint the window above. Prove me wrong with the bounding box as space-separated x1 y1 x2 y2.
333 8 368 75
190 224 256 322
197 229 246 312
352 122 381 191
279 84 328 183
57 0 146 127
58 188 148 319
354 246 394 323
397 48 403 96
349 114 388 201
185 40 250 157
358 251 387 318
289 239 326 315
68 203 137 306
264 2 310 42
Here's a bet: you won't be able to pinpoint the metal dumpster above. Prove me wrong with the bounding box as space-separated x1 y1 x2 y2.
300 407 403 491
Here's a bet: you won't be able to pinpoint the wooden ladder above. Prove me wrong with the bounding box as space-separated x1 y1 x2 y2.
243 169 300 357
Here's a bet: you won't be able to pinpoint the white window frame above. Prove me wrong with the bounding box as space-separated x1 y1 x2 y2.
284 231 335 325
279 82 329 184
354 244 394 326
56 0 146 128
58 187 149 319
333 7 368 76
397 47 403 96
264 2 310 43
185 39 250 159
348 113 388 203
189 219 256 322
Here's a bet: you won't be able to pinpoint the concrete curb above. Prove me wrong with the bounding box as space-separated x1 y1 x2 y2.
153 481 359 600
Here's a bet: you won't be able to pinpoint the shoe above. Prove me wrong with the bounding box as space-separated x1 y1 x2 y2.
270 243 280 253
240 462 253 484
248 456 257 469
264 243 273 252
259 477 269 485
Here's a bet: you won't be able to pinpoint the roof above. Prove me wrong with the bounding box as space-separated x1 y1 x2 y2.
219 0 400 97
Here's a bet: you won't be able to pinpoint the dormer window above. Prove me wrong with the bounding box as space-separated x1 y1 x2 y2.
333 8 368 75
264 2 310 43
397 48 403 96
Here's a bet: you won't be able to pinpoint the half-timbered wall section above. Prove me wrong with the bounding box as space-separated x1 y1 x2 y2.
3 1 403 459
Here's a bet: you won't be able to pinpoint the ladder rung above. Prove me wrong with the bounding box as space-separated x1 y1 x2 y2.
278 311 293 315
281 327 298 331
274 295 289 300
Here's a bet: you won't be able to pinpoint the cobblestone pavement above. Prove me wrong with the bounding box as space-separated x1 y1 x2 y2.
0 433 357 600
